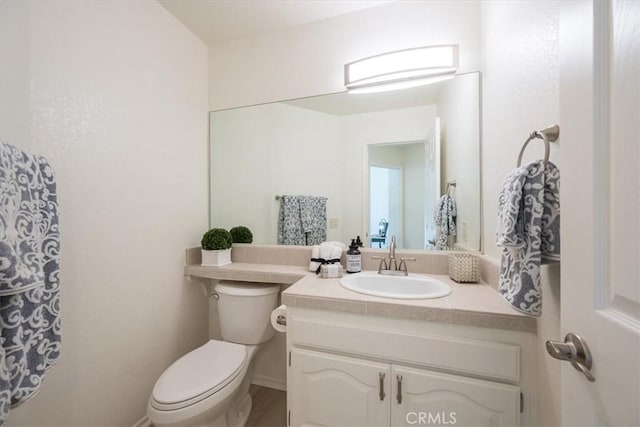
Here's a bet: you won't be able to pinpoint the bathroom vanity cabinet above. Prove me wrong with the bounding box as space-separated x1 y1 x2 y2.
290 349 519 427
286 307 533 427
182 248 537 426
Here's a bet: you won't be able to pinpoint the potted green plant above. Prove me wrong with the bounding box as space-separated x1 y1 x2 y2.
201 228 233 266
230 226 253 244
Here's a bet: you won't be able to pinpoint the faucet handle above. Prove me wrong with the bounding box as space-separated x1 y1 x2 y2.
371 256 388 271
398 257 416 272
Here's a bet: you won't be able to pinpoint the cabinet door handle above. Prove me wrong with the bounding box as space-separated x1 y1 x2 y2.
396 374 403 404
379 372 386 401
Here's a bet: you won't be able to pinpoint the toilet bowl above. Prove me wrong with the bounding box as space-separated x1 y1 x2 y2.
147 282 280 427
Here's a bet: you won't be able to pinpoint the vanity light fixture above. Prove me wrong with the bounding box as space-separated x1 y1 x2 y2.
344 44 459 94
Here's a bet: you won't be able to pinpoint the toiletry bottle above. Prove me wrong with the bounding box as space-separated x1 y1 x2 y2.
356 235 363 247
346 239 361 273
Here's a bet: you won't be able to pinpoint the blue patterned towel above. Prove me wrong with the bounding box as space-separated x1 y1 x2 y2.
277 195 327 246
497 160 560 316
435 194 457 250
0 141 61 424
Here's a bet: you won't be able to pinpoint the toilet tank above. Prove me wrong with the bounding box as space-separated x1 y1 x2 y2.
214 281 280 345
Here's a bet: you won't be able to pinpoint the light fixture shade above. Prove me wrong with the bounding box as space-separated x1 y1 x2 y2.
344 45 459 92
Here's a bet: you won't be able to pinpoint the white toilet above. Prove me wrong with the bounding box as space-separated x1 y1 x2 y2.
147 281 280 427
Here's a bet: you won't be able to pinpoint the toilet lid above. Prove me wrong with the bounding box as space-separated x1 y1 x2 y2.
152 340 246 407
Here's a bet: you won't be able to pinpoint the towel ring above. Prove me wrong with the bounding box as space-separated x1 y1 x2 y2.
517 124 560 167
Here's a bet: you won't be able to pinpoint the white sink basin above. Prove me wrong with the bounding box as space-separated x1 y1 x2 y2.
339 272 452 300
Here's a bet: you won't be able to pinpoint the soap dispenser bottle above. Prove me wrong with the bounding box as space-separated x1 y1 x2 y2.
346 239 362 274
355 235 363 248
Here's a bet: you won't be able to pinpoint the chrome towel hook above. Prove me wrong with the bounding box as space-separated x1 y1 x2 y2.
446 180 456 195
517 124 560 167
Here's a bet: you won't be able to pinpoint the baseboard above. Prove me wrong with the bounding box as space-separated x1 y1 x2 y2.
132 416 152 427
251 373 286 391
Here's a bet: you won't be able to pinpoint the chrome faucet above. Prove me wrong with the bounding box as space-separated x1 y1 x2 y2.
371 236 415 276
388 235 397 270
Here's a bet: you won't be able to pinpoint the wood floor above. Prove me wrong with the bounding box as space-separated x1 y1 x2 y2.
148 385 286 427
246 385 287 427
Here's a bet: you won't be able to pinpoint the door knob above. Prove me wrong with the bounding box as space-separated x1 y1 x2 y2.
546 333 595 382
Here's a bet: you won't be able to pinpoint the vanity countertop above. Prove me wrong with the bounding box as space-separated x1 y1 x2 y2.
282 273 535 333
185 260 536 334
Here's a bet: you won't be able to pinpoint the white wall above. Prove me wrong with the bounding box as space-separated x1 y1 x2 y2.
481 2 560 426
402 143 426 249
0 1 209 425
210 105 277 243
208 1 482 110
210 103 342 244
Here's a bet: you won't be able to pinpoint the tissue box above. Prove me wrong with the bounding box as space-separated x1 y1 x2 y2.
448 253 479 283
320 264 343 278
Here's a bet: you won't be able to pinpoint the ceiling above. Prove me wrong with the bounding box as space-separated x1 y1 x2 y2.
158 0 393 46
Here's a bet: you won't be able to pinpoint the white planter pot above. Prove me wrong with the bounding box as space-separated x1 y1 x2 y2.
201 248 232 267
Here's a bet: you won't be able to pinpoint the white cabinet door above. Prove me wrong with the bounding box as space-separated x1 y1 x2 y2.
290 348 391 427
390 365 520 427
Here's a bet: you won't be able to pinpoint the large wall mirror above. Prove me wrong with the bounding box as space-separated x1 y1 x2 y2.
210 72 481 251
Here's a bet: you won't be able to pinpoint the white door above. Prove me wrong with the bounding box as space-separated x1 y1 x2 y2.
559 1 640 426
390 365 519 427
289 349 390 427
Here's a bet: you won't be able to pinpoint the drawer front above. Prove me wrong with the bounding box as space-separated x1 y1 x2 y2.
289 316 520 383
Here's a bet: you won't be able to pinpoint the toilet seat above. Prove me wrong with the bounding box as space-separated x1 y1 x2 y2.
150 340 247 411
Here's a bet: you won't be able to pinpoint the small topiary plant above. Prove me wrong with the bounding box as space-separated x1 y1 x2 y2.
201 228 232 251
230 226 253 244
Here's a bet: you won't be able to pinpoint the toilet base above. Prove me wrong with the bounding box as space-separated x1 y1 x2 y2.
195 391 250 427
226 393 252 427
